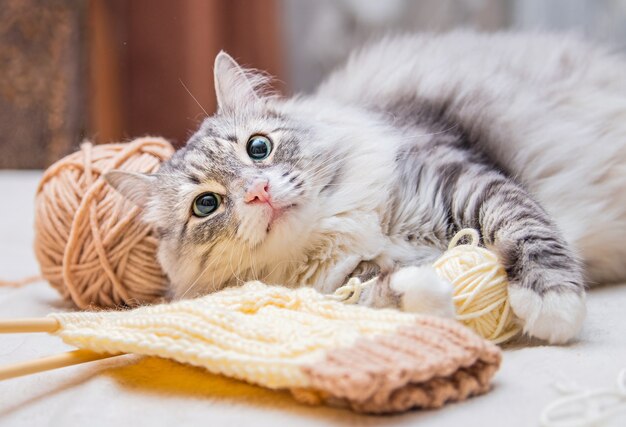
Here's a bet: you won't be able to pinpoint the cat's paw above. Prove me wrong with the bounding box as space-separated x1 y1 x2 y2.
508 286 586 344
390 265 455 317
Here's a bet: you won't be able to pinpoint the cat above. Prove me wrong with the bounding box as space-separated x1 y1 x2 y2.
106 31 626 344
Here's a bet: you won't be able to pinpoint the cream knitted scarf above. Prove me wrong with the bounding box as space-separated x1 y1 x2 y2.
50 281 501 413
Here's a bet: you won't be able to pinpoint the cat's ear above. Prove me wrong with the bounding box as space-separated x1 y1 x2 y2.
104 170 156 208
214 51 261 111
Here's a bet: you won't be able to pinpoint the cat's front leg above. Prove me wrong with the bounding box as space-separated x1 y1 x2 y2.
355 263 456 318
459 174 586 344
390 265 456 317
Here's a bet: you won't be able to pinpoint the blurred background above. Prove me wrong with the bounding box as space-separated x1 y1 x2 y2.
2 0 626 168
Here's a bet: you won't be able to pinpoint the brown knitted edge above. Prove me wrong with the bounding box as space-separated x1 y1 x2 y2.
291 317 502 414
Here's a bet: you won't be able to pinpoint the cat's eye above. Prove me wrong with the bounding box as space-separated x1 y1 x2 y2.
246 135 272 160
192 192 221 217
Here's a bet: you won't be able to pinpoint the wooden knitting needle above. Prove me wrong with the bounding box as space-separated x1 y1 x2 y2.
0 317 60 333
0 318 123 380
0 349 120 381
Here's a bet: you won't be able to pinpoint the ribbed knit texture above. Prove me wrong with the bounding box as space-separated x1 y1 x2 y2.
50 281 501 413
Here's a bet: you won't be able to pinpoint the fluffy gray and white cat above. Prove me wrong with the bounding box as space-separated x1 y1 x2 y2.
107 32 626 344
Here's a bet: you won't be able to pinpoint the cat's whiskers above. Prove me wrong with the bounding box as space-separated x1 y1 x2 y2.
208 235 236 293
210 240 235 294
302 127 462 187
205 232 242 294
179 233 231 299
290 143 359 191
227 234 248 286
306 159 349 188
261 257 303 283
237 236 249 282
178 246 220 300
179 78 210 117
287 126 460 195
292 151 343 187
307 128 460 190
287 150 307 170
248 243 262 282
289 142 338 175
286 152 311 177
244 244 256 281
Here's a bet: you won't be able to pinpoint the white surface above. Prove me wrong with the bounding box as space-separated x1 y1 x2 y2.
0 170 625 426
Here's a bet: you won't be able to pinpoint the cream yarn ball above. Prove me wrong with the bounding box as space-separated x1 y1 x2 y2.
434 229 521 343
333 228 521 344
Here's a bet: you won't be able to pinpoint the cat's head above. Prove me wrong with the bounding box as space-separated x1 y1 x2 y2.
105 52 362 297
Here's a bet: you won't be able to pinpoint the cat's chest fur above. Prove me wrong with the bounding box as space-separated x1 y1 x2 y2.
292 128 462 293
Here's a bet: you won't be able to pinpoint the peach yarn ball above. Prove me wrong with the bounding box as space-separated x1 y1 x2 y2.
34 137 174 309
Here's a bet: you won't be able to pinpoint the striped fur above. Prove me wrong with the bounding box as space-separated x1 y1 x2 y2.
108 32 626 344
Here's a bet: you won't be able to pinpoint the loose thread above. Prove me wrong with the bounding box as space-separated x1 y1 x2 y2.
540 369 626 427
328 277 377 303
0 275 43 288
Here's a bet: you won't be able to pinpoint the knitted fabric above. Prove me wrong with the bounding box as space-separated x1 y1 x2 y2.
49 282 501 413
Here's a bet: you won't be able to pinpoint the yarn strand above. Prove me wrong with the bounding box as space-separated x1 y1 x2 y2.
0 276 43 288
332 229 521 344
541 369 626 427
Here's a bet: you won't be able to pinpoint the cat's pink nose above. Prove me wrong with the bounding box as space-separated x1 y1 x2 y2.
244 179 270 204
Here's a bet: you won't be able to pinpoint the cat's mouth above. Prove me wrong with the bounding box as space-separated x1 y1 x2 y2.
265 203 297 232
